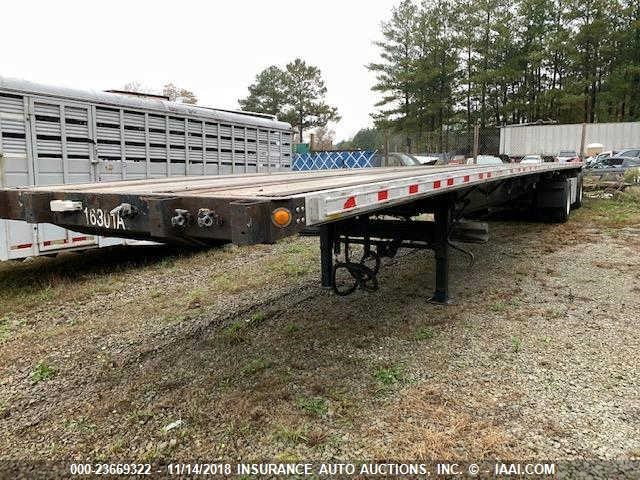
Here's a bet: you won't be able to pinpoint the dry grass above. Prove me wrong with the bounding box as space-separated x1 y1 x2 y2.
366 386 517 459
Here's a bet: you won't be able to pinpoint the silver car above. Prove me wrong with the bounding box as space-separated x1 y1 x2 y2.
466 155 503 165
520 154 543 164
556 150 580 163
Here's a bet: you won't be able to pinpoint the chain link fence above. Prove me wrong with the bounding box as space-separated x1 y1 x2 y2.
384 127 501 163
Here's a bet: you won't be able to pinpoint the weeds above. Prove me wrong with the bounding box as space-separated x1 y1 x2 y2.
211 271 266 294
545 308 563 319
187 288 206 309
266 258 312 277
374 365 403 388
222 322 245 344
31 361 56 383
623 168 640 184
284 323 299 334
271 425 308 445
511 336 523 353
222 312 268 344
490 301 508 313
242 358 272 376
249 311 266 325
0 314 16 342
578 195 640 227
414 326 434 340
64 416 97 433
127 409 154 425
271 423 328 447
281 242 309 255
296 396 328 417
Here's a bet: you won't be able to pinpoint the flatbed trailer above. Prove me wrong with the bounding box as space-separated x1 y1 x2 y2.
0 162 583 302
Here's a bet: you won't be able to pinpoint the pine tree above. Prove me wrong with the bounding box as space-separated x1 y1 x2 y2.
367 0 420 142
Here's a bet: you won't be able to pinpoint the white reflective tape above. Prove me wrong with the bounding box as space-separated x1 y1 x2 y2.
50 200 83 212
306 162 582 224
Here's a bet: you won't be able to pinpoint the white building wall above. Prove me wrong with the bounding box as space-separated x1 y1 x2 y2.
500 122 640 156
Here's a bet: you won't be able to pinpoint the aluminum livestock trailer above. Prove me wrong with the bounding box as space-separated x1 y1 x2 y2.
0 77 292 260
0 161 583 303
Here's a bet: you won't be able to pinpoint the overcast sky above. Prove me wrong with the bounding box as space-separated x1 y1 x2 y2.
3 0 398 142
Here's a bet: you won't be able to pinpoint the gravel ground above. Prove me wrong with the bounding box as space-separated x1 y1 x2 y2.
0 196 638 465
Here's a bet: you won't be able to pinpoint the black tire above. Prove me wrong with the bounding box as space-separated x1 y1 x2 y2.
548 179 571 223
572 175 583 209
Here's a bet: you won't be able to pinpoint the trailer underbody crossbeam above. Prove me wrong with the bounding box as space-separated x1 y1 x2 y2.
314 195 483 304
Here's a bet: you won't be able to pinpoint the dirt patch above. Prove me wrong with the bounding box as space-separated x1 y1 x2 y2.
0 197 638 462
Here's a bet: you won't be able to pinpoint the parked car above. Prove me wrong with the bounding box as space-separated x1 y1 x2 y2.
590 156 625 169
520 154 543 164
413 154 440 165
622 158 640 168
588 156 640 175
585 150 618 167
371 152 422 167
449 155 466 165
465 155 504 165
556 150 581 163
616 148 640 160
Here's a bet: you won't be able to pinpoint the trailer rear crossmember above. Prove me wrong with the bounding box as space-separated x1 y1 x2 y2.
0 163 583 303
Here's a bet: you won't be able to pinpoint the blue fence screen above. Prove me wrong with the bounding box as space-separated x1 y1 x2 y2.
291 150 377 171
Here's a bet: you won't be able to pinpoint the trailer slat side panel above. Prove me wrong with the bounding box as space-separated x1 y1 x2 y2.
0 76 293 260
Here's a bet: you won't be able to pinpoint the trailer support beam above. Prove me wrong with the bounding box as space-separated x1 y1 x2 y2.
319 224 334 287
430 198 452 304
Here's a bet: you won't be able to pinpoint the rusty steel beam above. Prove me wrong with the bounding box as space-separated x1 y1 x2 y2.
4 190 305 246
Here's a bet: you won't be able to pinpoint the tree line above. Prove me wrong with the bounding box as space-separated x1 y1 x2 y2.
368 0 640 148
239 59 339 142
121 81 198 104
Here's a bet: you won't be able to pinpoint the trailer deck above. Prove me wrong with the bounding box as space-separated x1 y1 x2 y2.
0 162 583 302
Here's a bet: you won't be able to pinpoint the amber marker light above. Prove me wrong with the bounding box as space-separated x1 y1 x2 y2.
271 207 292 227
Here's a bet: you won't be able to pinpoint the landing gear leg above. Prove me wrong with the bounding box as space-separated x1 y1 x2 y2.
319 224 334 288
430 199 453 304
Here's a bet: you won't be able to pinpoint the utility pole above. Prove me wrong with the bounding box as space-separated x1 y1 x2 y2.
579 123 587 160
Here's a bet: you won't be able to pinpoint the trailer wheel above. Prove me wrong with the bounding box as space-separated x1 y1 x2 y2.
572 176 583 209
548 179 571 223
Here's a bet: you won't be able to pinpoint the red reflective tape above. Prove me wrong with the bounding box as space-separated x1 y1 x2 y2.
343 196 356 209
43 241 51 246
14 243 32 249
463 175 470 183
487 172 492 178
447 178 454 186
72 236 88 242
377 190 389 201
409 184 418 194
479 173 484 179
433 180 441 189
